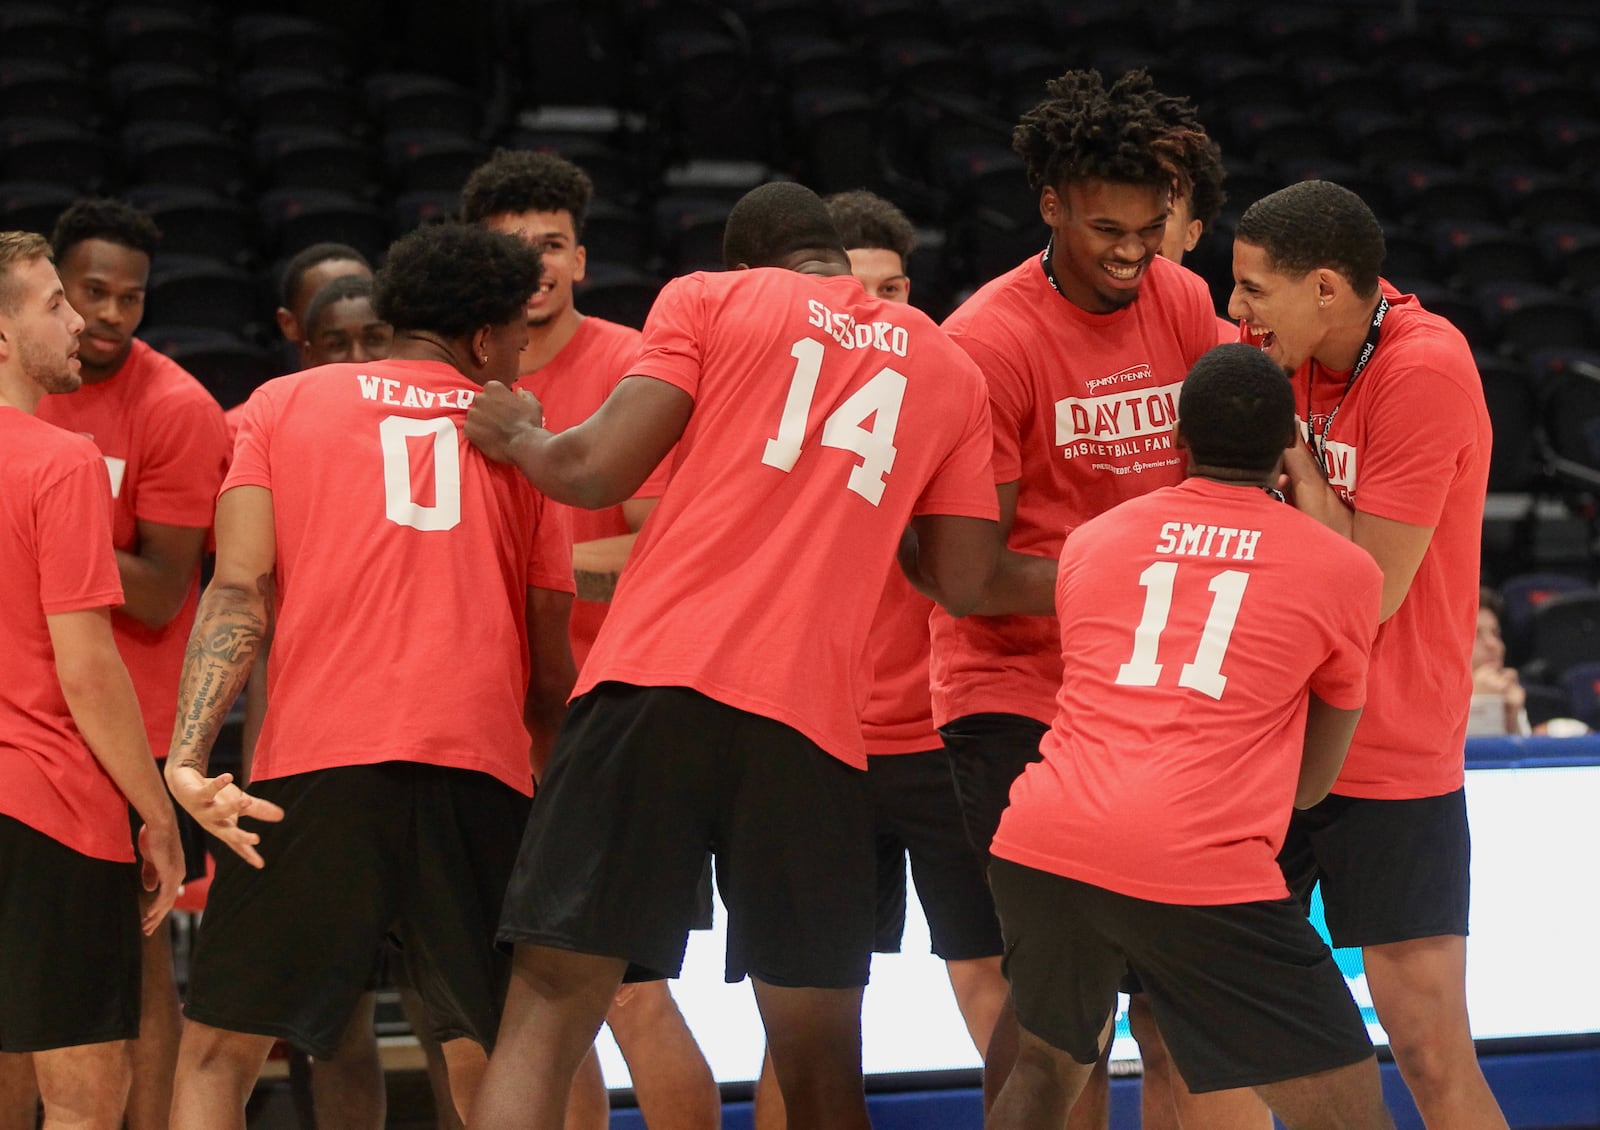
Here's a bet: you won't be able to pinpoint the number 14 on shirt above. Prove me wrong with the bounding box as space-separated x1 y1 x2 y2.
761 337 907 506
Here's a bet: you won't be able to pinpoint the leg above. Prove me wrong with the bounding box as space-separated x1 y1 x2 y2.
31 1042 130 1130
440 1039 488 1126
125 924 181 1130
1130 994 1272 1130
1253 1055 1393 1130
0 1053 38 1130
563 1048 609 1130
394 987 460 1130
309 992 385 1130
989 1023 1099 1130
168 1022 275 1130
986 993 1109 1128
1362 936 1507 1129
470 945 626 1130
945 956 1007 1058
750 981 869 1130
1128 994 1180 1130
751 1047 783 1130
606 980 720 1130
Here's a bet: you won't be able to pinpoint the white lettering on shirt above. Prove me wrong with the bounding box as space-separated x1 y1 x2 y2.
804 298 909 357
102 456 127 498
1155 521 1263 561
1055 382 1181 453
355 374 474 409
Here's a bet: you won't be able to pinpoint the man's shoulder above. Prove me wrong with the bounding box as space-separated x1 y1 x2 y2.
2 409 105 487
131 340 227 415
943 258 1038 333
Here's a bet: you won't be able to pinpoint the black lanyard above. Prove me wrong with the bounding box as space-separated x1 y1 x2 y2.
1040 238 1067 300
1308 295 1388 477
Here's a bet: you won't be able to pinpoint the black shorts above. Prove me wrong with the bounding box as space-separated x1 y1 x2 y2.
1277 788 1471 948
185 763 531 1059
129 784 208 885
938 712 1048 853
498 683 875 989
0 814 141 1052
868 747 1003 961
990 858 1373 1093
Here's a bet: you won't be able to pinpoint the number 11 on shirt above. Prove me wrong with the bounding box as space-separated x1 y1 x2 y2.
762 336 907 506
1116 562 1249 700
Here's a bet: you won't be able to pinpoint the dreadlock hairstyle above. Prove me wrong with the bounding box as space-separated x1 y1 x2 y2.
1013 69 1214 205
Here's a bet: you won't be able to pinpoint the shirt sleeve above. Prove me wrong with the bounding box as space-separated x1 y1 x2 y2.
37 451 125 615
526 490 576 594
948 329 1028 486
913 359 1001 522
133 383 229 528
220 384 277 494
1348 356 1479 530
626 275 706 401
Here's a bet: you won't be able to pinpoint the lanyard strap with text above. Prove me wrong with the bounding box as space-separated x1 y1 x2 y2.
1309 294 1388 477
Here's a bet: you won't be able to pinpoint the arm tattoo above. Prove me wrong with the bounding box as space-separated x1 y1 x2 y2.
170 574 270 771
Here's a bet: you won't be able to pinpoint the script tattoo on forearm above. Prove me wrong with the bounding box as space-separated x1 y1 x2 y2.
171 573 271 769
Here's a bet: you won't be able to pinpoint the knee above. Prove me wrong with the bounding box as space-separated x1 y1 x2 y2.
174 1024 270 1090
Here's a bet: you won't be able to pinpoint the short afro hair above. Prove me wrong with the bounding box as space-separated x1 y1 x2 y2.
722 182 846 270
373 224 541 340
1178 344 1297 472
460 149 594 237
278 242 371 310
1013 69 1214 202
1236 181 1385 298
824 190 916 261
304 274 377 339
51 198 160 263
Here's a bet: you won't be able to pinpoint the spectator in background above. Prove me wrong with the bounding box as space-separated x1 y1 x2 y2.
825 189 916 304
16 199 229 1130
1471 587 1530 736
274 242 373 367
0 228 185 1130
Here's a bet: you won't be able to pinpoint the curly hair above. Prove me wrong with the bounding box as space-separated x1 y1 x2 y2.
1185 136 1227 228
1013 70 1214 203
1179 344 1296 472
277 242 371 310
373 224 541 340
1235 181 1385 298
50 198 161 263
460 149 594 237
824 190 916 260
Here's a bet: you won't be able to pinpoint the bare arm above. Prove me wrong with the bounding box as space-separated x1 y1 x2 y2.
49 607 184 933
1296 692 1364 809
525 585 577 782
571 497 661 602
898 514 1001 618
467 378 694 510
1281 444 1432 622
115 519 207 629
165 485 285 865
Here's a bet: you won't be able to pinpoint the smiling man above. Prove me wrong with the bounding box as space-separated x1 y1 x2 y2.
29 198 228 1130
1230 180 1502 1130
929 69 1222 1127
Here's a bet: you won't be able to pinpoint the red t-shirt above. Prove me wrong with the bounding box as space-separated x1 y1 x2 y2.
1215 314 1238 345
1296 283 1492 799
36 339 228 757
992 479 1382 904
0 409 134 862
224 360 574 794
931 253 1220 727
576 269 998 768
862 569 939 755
516 316 668 669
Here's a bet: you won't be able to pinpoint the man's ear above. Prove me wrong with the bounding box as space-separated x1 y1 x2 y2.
1040 185 1061 225
1170 419 1187 452
275 307 299 345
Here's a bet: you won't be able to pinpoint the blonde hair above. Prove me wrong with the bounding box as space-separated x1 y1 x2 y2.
0 231 52 315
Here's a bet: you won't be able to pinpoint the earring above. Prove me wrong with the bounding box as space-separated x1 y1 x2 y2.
479 353 488 364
